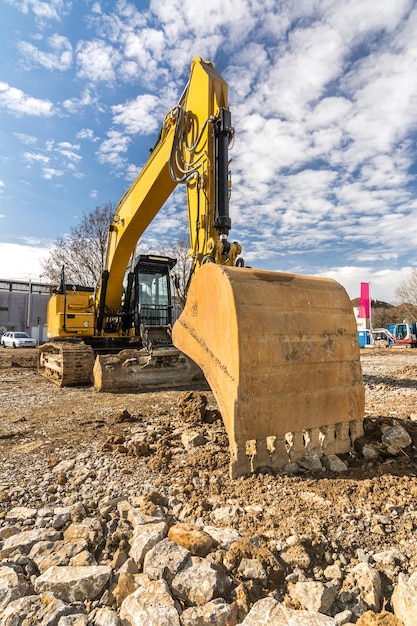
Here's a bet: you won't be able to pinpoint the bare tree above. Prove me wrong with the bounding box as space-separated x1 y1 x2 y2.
42 201 192 310
41 202 115 287
371 303 396 328
395 269 417 320
163 238 191 309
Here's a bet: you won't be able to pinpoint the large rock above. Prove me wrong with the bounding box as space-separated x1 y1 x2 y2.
181 597 238 626
168 523 217 557
203 525 241 549
29 538 89 573
391 572 417 626
290 580 339 614
129 521 167 565
0 565 30 612
57 615 88 625
0 527 61 559
349 562 382 615
34 565 112 603
119 575 181 625
5 506 37 522
63 517 103 546
126 507 165 528
143 537 191 583
238 558 268 584
171 557 230 606
381 425 412 449
0 592 85 626
112 572 141 608
92 607 121 626
240 596 336 625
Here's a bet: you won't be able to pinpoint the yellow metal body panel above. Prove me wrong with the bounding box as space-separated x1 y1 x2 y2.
47 291 95 338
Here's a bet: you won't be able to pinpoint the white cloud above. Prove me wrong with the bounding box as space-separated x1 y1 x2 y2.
150 0 262 49
97 130 131 167
120 28 165 80
123 28 164 64
41 167 64 179
326 0 413 40
5 0 67 21
76 128 97 141
56 141 81 162
62 88 97 113
13 132 38 145
0 241 51 282
22 151 49 164
21 140 83 179
76 39 119 83
111 94 161 134
19 34 73 71
319 265 412 305
0 83 54 116
86 1 147 42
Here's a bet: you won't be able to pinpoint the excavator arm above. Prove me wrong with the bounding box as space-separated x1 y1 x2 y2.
97 57 241 326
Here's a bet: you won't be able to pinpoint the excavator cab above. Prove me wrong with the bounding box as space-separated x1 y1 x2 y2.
134 255 176 331
93 254 203 392
121 254 177 348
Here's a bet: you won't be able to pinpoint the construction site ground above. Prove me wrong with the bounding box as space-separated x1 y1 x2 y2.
1 346 417 621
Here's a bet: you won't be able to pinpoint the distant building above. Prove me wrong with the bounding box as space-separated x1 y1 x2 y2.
0 278 53 343
351 297 394 331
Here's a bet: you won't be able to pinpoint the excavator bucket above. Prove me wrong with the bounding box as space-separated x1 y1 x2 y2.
172 264 365 478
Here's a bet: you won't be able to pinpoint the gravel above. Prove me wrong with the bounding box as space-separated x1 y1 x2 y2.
1 348 417 624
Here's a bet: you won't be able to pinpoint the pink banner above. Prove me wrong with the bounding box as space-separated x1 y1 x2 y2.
358 282 370 318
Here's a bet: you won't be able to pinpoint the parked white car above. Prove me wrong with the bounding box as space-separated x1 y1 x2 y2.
1 331 37 348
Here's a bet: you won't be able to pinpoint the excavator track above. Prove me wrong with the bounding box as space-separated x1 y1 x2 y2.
173 264 365 478
38 342 95 387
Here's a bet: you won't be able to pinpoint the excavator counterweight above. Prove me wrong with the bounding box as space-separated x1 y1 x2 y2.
172 264 364 478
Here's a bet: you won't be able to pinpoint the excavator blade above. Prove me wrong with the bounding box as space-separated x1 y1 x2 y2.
172 264 365 478
93 347 204 392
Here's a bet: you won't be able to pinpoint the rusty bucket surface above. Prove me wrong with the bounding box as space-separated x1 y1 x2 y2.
172 264 364 478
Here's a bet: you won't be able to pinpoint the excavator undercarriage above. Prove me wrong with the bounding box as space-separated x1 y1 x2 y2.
39 342 95 387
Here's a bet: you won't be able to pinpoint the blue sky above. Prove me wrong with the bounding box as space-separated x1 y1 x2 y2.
1 0 417 303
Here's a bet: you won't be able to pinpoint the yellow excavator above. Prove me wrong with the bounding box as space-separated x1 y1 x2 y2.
39 57 364 478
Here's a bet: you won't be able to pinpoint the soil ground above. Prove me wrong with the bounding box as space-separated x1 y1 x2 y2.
1 346 417 597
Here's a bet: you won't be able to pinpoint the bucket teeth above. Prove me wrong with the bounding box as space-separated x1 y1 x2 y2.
286 431 305 462
228 419 364 478
304 428 322 455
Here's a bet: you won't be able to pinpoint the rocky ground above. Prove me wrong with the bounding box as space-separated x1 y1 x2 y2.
1 347 417 625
